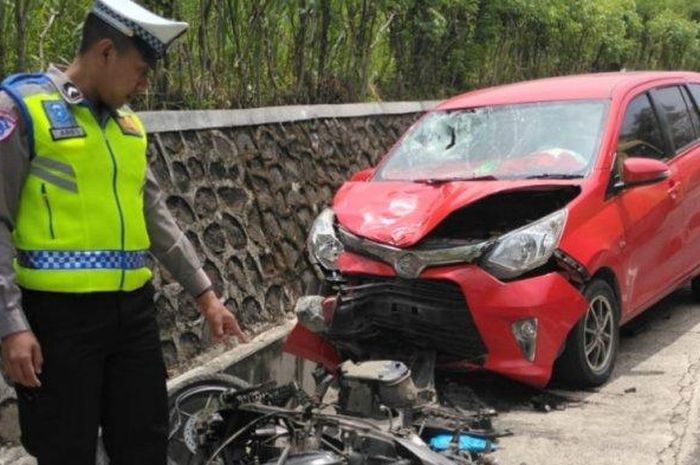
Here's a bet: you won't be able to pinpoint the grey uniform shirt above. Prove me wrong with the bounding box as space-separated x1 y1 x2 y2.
0 66 212 338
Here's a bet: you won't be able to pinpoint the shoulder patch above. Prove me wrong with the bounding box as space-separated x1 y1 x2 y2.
116 115 143 137
42 100 85 140
0 110 18 142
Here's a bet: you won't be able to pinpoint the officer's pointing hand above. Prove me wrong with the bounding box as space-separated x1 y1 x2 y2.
1 331 43 388
197 290 248 344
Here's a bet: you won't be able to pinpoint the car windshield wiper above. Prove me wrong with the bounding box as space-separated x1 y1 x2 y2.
525 173 584 179
412 175 498 184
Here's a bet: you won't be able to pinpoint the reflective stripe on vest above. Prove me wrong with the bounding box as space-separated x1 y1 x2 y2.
5 74 152 293
18 250 148 270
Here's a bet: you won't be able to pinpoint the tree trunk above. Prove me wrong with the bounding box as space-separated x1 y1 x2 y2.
315 0 331 101
0 1 7 76
293 0 308 100
15 0 34 72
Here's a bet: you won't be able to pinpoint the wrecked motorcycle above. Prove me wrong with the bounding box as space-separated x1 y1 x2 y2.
167 356 501 465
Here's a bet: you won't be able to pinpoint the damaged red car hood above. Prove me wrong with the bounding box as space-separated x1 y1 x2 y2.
333 179 581 247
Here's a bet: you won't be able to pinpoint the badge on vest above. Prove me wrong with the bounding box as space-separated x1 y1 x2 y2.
0 110 18 142
42 100 86 141
116 115 143 137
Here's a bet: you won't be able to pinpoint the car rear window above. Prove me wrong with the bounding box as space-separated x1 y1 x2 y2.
618 94 667 160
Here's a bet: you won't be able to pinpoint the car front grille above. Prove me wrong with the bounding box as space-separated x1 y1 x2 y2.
332 276 487 362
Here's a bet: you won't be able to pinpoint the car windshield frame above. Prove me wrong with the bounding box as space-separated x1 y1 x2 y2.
374 99 610 182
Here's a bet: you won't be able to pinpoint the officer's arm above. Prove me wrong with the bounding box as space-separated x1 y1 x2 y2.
0 92 44 388
0 93 31 338
143 168 213 297
144 170 247 343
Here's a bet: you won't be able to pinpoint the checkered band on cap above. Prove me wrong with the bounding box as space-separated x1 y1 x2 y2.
93 2 166 58
18 250 148 270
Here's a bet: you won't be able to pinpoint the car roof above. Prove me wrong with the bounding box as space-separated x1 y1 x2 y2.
438 71 700 109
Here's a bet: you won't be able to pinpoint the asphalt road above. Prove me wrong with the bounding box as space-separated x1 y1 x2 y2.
476 285 700 465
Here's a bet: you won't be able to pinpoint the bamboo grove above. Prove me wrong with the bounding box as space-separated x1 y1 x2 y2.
1 0 700 110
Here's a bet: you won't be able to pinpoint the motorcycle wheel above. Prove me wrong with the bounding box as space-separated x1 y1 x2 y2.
167 373 249 465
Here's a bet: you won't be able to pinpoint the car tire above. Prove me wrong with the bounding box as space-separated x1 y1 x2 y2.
555 279 620 387
167 373 249 465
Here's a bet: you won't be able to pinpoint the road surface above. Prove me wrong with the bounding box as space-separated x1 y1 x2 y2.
489 285 700 465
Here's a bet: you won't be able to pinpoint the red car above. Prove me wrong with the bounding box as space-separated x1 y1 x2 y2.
287 72 700 388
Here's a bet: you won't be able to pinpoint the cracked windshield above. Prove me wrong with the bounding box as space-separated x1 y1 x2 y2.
376 100 609 182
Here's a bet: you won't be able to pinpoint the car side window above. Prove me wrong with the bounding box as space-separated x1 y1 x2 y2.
680 86 700 134
685 84 700 129
689 84 700 102
617 93 667 161
650 86 697 152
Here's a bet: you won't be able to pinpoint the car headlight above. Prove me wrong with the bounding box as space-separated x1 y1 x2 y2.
307 208 344 271
481 209 567 280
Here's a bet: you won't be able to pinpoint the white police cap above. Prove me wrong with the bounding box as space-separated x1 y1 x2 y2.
91 0 189 59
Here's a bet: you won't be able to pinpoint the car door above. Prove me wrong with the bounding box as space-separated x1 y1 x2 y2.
612 90 687 315
673 84 700 276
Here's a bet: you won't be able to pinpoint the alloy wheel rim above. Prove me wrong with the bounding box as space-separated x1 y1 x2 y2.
169 385 230 457
583 295 615 374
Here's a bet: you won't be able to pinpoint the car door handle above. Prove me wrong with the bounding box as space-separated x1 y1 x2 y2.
668 180 681 199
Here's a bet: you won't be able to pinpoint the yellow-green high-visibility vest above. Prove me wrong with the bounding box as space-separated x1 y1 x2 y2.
1 73 152 293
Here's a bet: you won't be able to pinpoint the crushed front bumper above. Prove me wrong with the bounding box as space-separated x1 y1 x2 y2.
324 252 589 387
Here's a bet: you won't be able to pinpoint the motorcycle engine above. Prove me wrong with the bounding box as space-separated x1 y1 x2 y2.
337 360 418 419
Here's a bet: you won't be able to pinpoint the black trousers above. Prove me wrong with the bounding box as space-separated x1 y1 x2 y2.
16 282 168 465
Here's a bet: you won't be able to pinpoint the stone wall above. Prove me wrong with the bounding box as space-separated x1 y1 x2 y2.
144 105 429 371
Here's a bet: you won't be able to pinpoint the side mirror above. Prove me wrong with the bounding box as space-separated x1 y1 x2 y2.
621 157 669 187
349 167 375 182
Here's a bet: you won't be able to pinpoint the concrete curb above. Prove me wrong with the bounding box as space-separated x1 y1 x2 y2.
139 101 440 133
166 318 297 393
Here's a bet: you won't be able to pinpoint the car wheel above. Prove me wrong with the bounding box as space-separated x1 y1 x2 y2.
167 373 249 465
556 279 619 387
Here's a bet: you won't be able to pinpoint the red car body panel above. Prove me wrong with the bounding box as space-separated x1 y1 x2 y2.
284 325 341 373
285 71 700 387
334 179 584 248
438 71 697 110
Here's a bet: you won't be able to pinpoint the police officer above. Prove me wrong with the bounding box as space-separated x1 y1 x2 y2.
0 1 247 464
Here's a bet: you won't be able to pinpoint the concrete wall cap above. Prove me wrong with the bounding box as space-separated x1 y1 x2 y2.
139 101 440 133
166 319 297 393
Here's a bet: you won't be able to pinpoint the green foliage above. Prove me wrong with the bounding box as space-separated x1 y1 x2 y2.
1 0 700 109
